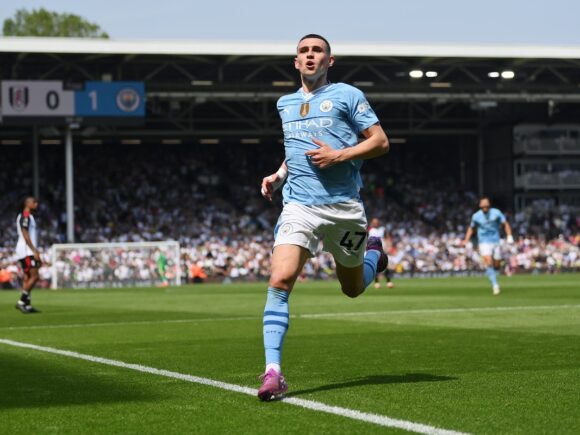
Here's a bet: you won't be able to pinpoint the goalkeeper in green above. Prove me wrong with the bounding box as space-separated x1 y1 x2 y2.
156 250 169 287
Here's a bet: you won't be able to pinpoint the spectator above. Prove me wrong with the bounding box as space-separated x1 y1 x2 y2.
0 144 577 286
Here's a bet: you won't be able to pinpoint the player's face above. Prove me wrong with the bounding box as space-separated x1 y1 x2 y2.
26 198 38 211
479 199 491 212
295 38 334 81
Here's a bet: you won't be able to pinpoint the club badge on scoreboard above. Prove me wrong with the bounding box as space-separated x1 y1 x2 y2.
8 86 29 112
116 88 141 113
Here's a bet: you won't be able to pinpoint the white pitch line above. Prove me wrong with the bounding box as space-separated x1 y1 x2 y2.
299 304 580 319
2 304 579 331
0 315 258 331
0 338 467 435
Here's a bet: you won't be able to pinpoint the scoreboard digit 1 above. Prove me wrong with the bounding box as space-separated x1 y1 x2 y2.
75 82 145 117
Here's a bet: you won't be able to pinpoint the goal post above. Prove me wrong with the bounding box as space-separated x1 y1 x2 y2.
51 241 181 289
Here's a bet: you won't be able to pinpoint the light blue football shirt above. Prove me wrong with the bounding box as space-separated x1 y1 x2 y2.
470 208 506 243
277 82 379 205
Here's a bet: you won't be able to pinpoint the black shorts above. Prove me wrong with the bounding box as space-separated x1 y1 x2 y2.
19 256 41 274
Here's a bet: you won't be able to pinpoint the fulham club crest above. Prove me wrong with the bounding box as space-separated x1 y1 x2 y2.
9 86 29 112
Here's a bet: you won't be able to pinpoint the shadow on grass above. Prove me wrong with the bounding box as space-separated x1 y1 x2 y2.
288 373 456 397
0 350 158 409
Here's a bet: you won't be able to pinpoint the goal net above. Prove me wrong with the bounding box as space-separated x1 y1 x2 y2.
51 241 181 289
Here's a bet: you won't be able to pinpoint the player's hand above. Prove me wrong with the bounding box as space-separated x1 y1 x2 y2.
261 173 280 202
507 235 514 244
305 139 342 169
33 250 41 261
459 240 468 247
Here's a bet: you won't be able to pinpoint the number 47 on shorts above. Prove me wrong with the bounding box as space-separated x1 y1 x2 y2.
339 231 367 251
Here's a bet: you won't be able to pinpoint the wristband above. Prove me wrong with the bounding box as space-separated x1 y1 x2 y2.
276 166 288 181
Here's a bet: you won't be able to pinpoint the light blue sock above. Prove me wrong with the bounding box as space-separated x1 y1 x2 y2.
263 287 289 369
363 250 380 289
486 267 498 286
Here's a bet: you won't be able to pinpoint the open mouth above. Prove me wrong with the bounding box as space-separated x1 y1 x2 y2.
306 61 315 70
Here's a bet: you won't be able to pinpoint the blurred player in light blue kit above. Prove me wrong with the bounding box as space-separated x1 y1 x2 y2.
258 34 390 400
462 197 514 295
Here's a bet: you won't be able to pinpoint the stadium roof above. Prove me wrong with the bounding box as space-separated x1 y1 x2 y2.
2 36 580 143
2 37 580 59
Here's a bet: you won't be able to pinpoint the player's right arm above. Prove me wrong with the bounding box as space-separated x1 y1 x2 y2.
461 227 474 247
20 214 40 261
261 161 288 202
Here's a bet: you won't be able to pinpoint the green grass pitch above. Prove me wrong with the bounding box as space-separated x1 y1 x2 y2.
0 274 579 434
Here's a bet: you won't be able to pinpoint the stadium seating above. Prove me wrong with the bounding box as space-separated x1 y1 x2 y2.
0 144 578 286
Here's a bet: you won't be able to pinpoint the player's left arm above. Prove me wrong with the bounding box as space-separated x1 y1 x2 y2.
504 220 514 243
497 210 514 243
306 124 389 169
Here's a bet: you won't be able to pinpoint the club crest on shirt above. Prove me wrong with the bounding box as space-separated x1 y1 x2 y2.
300 103 310 117
320 100 333 112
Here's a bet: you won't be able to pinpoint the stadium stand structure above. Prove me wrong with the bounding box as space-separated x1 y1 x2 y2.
0 37 579 286
0 145 577 286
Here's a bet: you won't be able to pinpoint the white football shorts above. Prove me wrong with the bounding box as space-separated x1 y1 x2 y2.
274 199 368 268
479 242 502 260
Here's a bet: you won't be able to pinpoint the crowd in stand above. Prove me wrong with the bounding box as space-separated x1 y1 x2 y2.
360 173 579 277
0 145 578 288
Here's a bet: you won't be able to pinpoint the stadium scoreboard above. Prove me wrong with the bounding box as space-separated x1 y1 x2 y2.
0 80 145 125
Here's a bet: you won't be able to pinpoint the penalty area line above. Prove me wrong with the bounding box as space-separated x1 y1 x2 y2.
0 338 468 435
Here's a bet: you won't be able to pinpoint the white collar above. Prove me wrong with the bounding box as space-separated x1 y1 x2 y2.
300 82 332 101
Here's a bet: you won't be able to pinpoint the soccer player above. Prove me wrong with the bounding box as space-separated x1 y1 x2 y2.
461 197 514 295
368 218 394 288
156 250 169 287
15 196 41 313
258 34 390 400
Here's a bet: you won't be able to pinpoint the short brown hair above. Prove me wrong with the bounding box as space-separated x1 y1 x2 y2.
298 34 331 54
